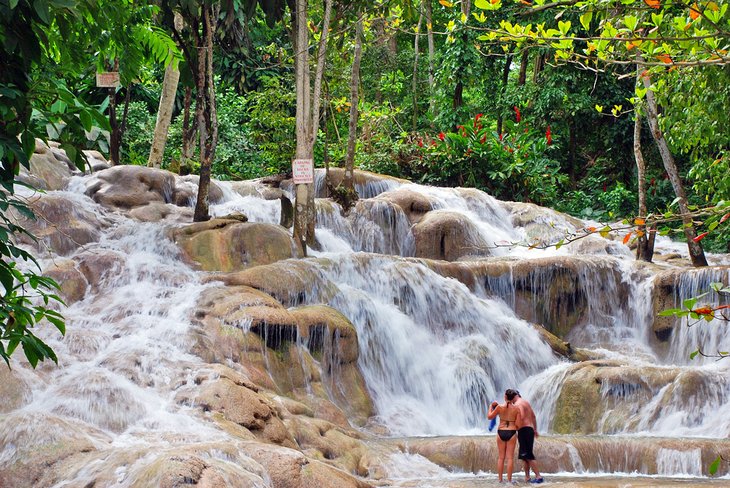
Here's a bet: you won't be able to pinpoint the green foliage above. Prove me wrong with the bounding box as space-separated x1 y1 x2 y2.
0 184 65 368
244 75 296 175
415 113 565 204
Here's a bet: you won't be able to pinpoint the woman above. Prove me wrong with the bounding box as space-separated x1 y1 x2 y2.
487 388 520 483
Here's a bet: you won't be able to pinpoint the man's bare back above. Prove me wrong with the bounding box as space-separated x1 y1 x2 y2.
513 396 538 433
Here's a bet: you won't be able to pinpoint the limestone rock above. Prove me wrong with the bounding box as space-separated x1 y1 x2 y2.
85 165 178 209
42 258 88 303
15 193 108 256
16 139 74 191
0 367 32 413
212 260 336 306
179 175 225 205
373 188 433 224
174 219 297 272
412 210 490 261
187 376 297 448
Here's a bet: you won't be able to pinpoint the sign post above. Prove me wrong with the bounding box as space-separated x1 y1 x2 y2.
292 158 314 184
96 72 120 88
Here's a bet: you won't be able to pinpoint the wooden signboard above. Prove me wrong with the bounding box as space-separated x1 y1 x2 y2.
96 72 120 88
292 158 314 184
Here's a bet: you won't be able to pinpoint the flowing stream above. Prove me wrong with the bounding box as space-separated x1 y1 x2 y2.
2 169 729 486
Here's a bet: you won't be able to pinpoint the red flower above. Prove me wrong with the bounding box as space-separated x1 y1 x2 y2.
603 183 607 192
499 133 504 141
417 138 424 147
480 134 487 144
474 113 483 127
438 132 445 141
514 106 521 123
546 125 552 145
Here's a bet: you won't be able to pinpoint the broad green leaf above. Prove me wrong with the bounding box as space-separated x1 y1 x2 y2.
689 350 699 360
683 298 698 310
579 12 592 31
709 456 721 475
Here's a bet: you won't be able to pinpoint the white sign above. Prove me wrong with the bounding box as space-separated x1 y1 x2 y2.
292 158 314 184
96 72 120 88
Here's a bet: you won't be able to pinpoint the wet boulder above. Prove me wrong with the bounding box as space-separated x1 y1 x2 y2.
42 258 88 304
411 210 490 261
173 218 298 272
16 139 75 191
15 193 109 256
373 188 433 224
84 165 187 209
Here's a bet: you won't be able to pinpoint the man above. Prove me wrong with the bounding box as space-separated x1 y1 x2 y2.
513 391 544 484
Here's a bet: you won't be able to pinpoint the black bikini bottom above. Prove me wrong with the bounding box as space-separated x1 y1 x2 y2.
498 429 516 442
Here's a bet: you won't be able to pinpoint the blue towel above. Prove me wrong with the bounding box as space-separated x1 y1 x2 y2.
489 416 497 431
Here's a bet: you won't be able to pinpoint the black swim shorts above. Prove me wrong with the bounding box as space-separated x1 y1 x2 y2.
517 426 536 460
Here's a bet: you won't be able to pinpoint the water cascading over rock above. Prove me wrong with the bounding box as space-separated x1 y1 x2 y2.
3 149 730 487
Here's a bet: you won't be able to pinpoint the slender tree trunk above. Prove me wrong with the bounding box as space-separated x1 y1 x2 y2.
518 50 529 86
496 53 512 136
641 72 707 267
308 0 333 154
108 59 121 165
343 11 363 195
193 5 218 222
148 61 180 168
412 9 423 131
634 101 654 262
293 0 313 253
424 0 436 119
181 85 195 171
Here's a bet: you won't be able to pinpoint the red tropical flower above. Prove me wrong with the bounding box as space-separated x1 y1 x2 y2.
546 125 552 145
499 133 504 141
480 134 487 144
514 106 521 123
438 132 445 141
417 138 424 147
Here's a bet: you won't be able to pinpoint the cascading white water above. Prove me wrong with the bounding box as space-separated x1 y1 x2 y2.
5 168 730 485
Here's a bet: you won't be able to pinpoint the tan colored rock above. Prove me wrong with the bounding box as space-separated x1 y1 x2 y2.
76 250 127 292
291 305 359 364
180 373 297 448
128 202 176 222
0 412 107 488
412 210 490 261
373 188 433 224
16 139 74 191
42 258 88 304
0 367 32 413
85 165 177 209
309 168 407 199
179 175 225 205
174 219 297 272
238 442 373 488
15 193 108 256
212 259 337 306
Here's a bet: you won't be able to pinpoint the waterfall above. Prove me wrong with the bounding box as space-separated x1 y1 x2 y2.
5 168 730 484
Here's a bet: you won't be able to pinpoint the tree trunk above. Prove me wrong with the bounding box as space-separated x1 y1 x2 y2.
293 0 313 253
496 53 512 136
308 0 333 154
412 9 423 131
424 0 436 119
343 11 363 195
641 73 707 267
633 101 654 262
181 85 195 172
148 61 180 168
193 5 218 222
518 50 529 86
108 59 121 165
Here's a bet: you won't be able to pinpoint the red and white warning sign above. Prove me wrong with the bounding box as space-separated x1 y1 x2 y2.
292 158 314 184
